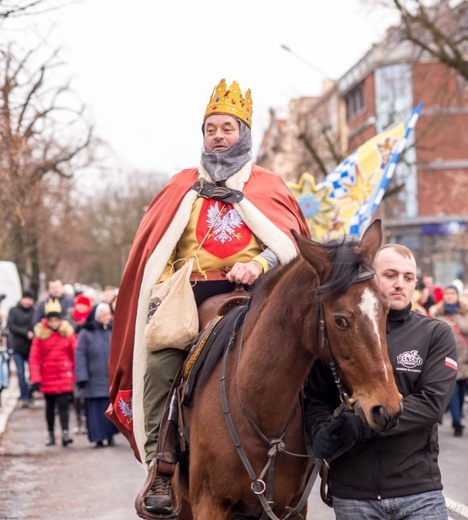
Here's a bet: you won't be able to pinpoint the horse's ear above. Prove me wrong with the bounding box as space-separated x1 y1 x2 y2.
359 219 382 263
291 230 329 277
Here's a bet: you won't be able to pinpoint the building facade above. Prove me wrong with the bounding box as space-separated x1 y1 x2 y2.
257 19 468 285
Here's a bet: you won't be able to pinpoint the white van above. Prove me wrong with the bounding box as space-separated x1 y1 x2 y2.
0 261 22 328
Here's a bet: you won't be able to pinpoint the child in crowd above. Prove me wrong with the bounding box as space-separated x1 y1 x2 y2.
29 299 76 447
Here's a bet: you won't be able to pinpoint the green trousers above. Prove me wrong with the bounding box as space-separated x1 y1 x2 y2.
143 348 187 464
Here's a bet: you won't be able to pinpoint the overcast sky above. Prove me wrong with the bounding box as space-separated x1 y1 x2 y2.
7 0 399 177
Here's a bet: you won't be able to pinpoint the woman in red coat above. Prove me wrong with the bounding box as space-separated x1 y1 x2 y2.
29 299 76 447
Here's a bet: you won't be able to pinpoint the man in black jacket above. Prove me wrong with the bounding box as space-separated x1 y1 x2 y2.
306 243 457 520
7 290 36 407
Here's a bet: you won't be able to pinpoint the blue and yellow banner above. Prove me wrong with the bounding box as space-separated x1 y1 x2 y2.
288 104 422 240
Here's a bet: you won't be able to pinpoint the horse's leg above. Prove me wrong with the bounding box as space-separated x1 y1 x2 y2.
176 498 193 520
177 471 193 520
191 496 230 520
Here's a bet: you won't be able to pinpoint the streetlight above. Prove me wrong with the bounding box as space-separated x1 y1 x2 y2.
280 44 333 82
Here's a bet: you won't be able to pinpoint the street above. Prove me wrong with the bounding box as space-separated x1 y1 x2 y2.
0 378 467 520
0 378 144 520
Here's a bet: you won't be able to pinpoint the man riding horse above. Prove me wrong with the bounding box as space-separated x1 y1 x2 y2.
106 78 310 517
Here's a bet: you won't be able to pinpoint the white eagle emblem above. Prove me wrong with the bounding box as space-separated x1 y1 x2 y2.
207 202 244 244
118 396 133 420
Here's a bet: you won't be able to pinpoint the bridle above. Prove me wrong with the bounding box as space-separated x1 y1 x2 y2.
315 265 376 415
220 264 376 520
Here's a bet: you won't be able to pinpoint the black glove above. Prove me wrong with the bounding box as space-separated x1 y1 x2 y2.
312 412 363 460
77 381 87 390
30 382 41 393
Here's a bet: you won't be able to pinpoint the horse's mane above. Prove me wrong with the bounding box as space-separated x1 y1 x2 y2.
317 236 372 300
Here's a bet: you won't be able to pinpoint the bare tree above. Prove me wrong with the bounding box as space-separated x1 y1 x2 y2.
73 170 169 288
0 40 94 292
373 0 468 79
280 1 467 183
0 0 72 19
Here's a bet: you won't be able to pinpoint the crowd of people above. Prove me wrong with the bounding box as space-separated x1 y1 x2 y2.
411 275 468 437
3 279 119 448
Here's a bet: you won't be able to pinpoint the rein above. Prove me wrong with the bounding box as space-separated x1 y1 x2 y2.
220 324 316 520
220 264 376 519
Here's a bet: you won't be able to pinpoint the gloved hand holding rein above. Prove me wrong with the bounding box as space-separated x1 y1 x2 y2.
312 412 368 460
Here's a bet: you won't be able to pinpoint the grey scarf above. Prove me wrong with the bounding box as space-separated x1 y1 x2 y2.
201 121 252 182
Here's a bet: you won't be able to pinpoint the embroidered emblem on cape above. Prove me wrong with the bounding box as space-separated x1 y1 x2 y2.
197 199 252 259
115 389 133 431
397 350 423 369
445 357 458 371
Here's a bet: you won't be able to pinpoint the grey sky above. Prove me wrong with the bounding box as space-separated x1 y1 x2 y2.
7 0 398 176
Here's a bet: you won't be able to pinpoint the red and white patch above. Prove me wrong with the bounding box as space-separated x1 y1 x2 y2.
114 389 133 431
196 199 252 259
445 357 458 371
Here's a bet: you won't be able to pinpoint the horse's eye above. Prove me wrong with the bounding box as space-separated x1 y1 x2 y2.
333 315 350 329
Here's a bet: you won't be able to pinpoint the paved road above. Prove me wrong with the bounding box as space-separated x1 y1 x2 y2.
1 374 467 519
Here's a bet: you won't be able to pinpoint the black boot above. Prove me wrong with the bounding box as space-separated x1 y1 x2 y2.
45 432 55 447
62 430 74 446
454 422 464 437
144 475 174 515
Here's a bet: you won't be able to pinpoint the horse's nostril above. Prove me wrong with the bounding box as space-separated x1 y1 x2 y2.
371 405 389 428
371 405 401 430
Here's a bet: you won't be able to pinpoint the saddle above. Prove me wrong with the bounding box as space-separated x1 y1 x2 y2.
181 303 250 406
197 283 251 330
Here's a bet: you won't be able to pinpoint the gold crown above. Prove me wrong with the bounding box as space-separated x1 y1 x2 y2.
204 79 253 128
45 298 62 316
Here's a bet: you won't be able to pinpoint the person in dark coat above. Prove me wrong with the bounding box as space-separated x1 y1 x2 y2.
67 293 93 435
75 302 118 447
6 290 36 407
306 244 457 519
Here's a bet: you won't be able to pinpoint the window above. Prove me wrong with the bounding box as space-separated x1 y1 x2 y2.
345 82 365 121
457 64 468 93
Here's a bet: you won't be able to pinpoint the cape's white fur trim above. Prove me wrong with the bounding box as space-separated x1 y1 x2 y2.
133 188 198 461
132 163 297 462
233 199 297 264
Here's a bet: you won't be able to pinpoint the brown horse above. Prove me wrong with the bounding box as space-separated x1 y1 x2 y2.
178 219 402 519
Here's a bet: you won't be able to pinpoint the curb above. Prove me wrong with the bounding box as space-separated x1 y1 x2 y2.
447 498 468 520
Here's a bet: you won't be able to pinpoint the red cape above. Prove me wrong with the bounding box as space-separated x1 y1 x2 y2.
106 165 309 460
